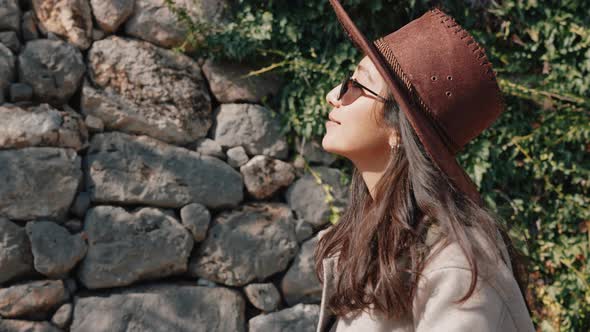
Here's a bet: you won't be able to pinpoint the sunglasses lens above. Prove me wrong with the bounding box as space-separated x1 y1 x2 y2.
338 74 350 100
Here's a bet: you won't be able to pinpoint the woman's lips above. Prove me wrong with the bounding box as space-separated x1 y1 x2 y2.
326 120 340 127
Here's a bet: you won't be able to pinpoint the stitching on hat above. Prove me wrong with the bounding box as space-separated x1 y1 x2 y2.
374 38 461 154
434 9 498 83
431 7 507 136
416 8 506 147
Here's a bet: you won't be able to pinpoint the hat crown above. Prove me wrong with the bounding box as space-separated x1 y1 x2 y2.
374 8 504 154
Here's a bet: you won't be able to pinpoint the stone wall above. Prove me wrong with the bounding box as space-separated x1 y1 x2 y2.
0 0 349 331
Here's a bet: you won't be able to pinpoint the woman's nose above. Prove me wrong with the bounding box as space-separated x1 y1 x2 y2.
326 85 342 107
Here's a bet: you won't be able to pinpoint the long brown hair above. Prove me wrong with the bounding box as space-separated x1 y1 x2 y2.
314 87 530 322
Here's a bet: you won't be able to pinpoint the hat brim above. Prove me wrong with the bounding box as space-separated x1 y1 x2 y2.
328 0 482 205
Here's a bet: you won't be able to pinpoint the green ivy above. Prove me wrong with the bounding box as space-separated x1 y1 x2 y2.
166 0 589 330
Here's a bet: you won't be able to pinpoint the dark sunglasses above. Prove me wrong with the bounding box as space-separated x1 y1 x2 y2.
338 71 389 103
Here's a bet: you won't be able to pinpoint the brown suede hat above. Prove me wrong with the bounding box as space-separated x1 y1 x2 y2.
329 0 505 206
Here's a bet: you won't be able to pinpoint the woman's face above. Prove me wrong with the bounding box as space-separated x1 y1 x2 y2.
322 56 395 164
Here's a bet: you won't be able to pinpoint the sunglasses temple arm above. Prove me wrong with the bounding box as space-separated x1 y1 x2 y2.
358 82 389 103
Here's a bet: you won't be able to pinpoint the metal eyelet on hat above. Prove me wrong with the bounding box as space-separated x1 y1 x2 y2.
445 91 452 97
431 75 437 81
447 75 452 80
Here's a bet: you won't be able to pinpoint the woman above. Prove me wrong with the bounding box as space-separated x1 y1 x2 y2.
314 2 535 332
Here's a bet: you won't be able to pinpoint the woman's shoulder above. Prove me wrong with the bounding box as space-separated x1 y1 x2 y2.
421 224 510 275
413 225 535 332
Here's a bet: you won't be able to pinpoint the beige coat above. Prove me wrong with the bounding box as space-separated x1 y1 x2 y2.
315 226 535 332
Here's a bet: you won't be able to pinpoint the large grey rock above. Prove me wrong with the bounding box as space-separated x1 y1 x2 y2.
18 39 85 104
0 147 82 221
285 166 349 228
0 0 21 32
124 0 231 50
70 283 245 332
212 104 289 159
280 234 322 306
90 0 134 33
248 303 320 332
201 59 282 103
240 155 296 200
77 205 194 289
0 43 15 93
84 132 243 209
189 203 299 287
243 282 281 312
0 103 88 150
32 0 93 49
0 320 62 332
0 279 69 320
82 36 212 144
25 221 87 278
0 218 34 285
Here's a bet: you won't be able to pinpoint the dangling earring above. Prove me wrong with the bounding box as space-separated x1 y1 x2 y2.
390 141 400 152
389 137 400 152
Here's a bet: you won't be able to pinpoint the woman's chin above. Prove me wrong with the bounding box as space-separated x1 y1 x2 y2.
321 135 343 155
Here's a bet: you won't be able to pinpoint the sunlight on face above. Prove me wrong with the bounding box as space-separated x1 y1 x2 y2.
322 56 393 164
